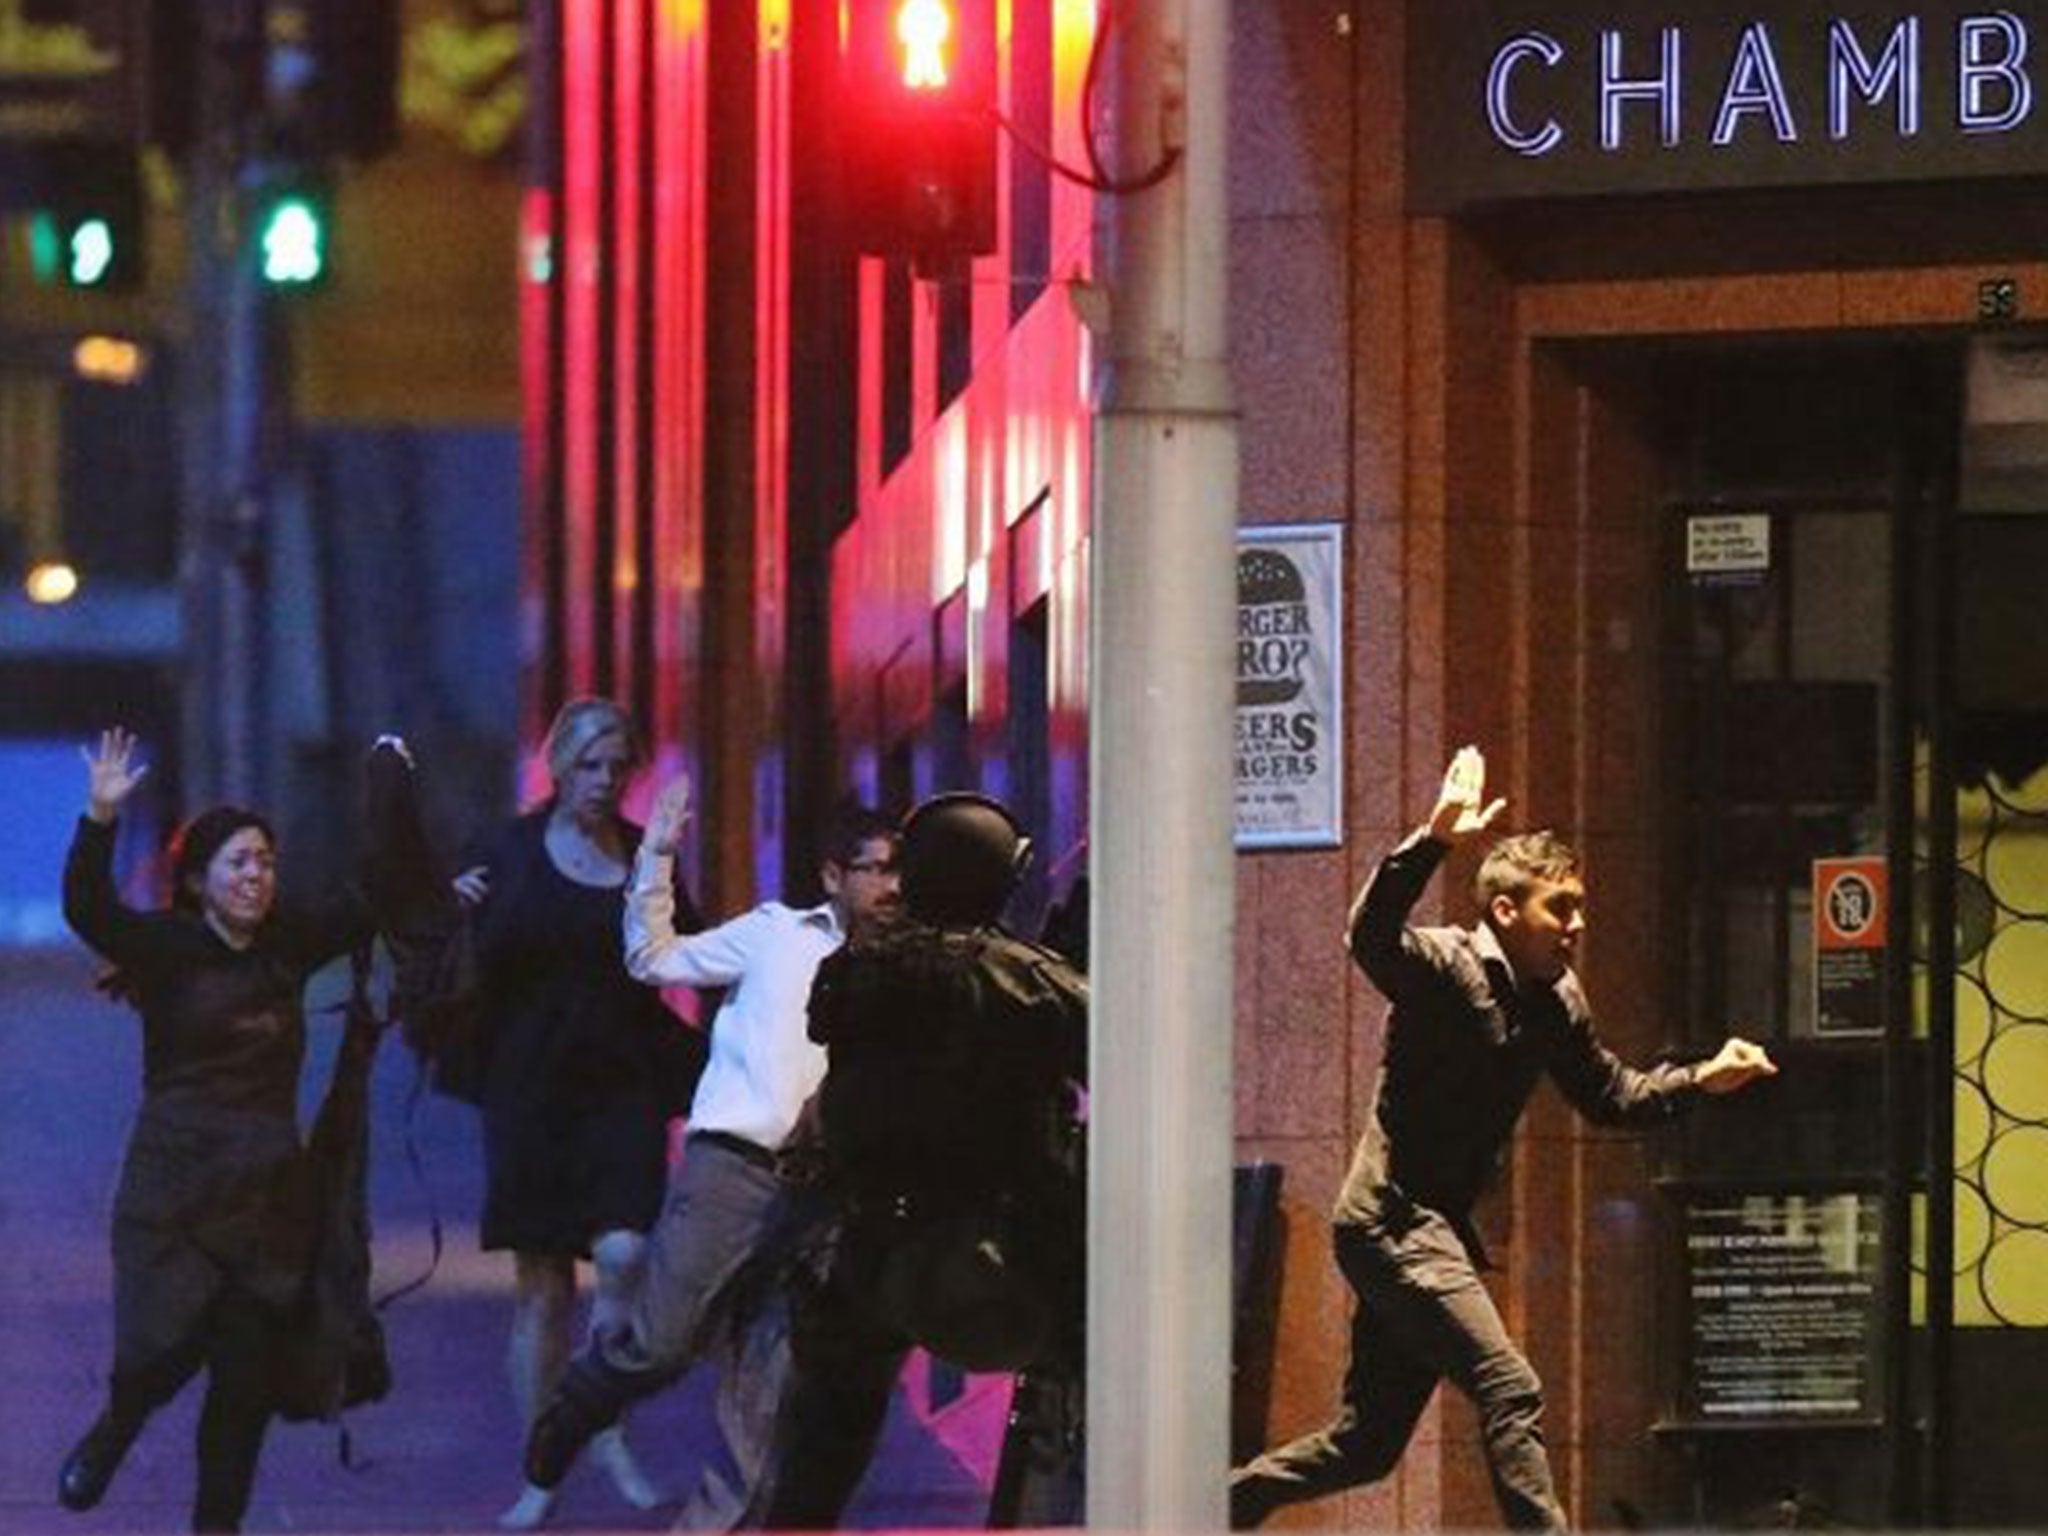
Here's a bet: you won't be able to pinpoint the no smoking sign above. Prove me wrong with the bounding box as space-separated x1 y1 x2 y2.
1814 857 1888 1034
1818 863 1886 948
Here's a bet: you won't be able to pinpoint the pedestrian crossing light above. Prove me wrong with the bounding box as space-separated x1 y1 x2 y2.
28 150 146 291
844 0 996 261
64 217 117 285
895 0 952 88
257 187 329 288
29 212 110 286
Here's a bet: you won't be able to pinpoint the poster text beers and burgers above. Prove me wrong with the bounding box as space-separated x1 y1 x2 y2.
1235 525 1343 848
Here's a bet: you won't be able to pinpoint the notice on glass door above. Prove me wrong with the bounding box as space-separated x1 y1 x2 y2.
1813 856 1887 1037
1683 1193 1882 1425
1686 513 1771 587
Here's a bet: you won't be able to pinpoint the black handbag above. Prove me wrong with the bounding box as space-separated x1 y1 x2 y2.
364 743 490 1103
405 913 488 1104
273 950 393 1424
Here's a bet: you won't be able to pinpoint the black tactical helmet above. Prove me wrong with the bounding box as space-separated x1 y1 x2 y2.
899 792 1032 926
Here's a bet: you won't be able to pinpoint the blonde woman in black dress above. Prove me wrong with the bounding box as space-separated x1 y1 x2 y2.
454 699 706 1528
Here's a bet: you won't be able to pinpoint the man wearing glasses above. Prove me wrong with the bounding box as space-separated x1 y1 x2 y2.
751 792 1090 1530
522 780 901 1530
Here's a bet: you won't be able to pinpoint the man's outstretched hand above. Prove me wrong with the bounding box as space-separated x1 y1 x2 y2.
645 775 692 857
1428 745 1507 847
1695 1036 1777 1094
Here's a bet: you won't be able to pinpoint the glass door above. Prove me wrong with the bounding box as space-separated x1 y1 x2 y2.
1653 341 1957 1527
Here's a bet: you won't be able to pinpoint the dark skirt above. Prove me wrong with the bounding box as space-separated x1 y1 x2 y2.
110 1099 304 1375
479 1090 670 1255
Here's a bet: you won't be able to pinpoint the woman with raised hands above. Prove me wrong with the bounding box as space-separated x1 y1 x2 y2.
56 727 382 1533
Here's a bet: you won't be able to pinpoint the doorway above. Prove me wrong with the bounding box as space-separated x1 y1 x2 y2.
1565 333 2048 1526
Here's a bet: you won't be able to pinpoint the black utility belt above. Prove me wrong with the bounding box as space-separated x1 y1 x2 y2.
689 1129 779 1173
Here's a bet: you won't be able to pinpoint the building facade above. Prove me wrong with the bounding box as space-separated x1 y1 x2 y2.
518 0 1092 922
525 0 2048 1524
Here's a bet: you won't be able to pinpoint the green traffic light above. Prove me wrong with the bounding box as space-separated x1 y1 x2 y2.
68 217 116 286
28 211 121 287
28 212 61 282
260 196 326 286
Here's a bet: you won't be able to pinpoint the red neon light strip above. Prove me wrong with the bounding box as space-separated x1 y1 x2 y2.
560 0 602 697
652 0 708 771
517 184 555 745
612 0 647 694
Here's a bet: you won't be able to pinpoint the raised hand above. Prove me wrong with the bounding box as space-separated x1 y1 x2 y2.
645 775 692 857
1427 745 1507 846
1695 1036 1777 1095
82 728 149 824
451 866 491 907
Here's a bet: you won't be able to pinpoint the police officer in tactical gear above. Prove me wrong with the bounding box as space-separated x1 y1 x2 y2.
752 793 1088 1529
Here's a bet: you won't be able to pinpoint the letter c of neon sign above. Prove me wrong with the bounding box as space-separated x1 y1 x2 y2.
1487 32 1567 155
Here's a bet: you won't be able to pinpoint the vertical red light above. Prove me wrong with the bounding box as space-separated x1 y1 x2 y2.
612 0 647 695
754 0 793 896
560 0 602 698
517 183 555 750
652 0 709 800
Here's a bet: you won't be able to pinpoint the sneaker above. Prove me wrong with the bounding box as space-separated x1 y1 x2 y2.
498 1483 556 1531
591 1426 665 1510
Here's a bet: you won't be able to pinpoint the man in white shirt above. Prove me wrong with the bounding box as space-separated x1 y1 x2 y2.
522 779 900 1529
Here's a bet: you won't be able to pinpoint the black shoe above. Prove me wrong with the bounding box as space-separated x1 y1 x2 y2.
522 1355 633 1491
59 1412 140 1512
1227 1469 1278 1532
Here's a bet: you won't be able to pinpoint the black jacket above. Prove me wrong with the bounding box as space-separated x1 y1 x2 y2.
1336 831 1698 1247
810 919 1087 1211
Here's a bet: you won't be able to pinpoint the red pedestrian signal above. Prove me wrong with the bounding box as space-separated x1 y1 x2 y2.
895 0 953 88
843 0 996 263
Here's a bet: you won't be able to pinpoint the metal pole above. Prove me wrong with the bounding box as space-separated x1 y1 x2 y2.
1880 390 1916 1526
1085 0 1236 1529
180 0 271 809
1921 354 1961 1530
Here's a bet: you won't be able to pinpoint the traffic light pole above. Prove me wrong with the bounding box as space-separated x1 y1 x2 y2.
1086 2 1237 1530
180 0 279 809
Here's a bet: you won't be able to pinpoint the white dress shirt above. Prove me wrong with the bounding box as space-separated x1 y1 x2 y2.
622 844 839 1150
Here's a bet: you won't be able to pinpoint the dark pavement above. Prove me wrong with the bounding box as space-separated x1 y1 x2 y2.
0 948 996 1535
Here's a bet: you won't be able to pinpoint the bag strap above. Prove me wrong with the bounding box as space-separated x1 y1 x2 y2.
371 1054 447 1311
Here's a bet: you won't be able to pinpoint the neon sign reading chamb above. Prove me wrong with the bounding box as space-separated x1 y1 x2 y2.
1487 15 2031 154
1409 3 2048 207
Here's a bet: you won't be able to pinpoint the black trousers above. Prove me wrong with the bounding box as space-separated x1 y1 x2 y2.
988 1363 1085 1526
1230 1208 1567 1532
103 1285 283 1534
751 1211 1081 1529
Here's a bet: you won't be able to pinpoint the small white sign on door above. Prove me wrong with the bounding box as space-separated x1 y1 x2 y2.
1686 513 1771 585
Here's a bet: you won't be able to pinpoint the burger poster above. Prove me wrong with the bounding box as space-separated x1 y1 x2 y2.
1235 524 1344 849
